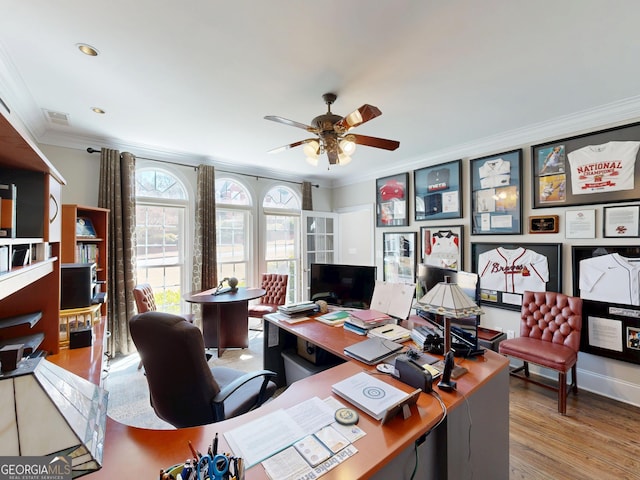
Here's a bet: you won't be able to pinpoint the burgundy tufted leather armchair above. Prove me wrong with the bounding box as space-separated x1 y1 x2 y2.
499 290 583 414
248 274 289 319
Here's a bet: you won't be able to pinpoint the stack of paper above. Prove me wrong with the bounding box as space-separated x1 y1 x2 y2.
367 324 412 342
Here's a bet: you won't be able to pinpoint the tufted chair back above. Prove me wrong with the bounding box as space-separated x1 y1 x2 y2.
248 274 289 319
520 290 582 353
499 290 583 414
133 283 157 313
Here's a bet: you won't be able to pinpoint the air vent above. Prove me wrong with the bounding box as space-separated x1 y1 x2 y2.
44 109 70 126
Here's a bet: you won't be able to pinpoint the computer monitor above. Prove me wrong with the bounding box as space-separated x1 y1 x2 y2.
415 264 482 354
309 263 377 309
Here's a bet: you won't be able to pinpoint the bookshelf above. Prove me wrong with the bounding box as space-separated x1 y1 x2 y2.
0 106 65 355
61 205 109 316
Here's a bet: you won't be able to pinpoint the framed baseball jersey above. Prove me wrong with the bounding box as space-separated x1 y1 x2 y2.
471 242 562 311
414 160 462 221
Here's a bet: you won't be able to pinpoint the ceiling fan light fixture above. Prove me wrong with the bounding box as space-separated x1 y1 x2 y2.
343 110 363 130
337 153 352 166
306 156 319 167
339 135 357 155
303 140 320 158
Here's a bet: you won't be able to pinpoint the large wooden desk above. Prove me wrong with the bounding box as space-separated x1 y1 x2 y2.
184 287 265 356
262 313 510 479
48 314 509 479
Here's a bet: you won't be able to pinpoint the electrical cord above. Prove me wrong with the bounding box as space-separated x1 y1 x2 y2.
410 389 448 480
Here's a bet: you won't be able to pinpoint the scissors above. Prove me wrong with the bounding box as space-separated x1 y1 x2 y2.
196 454 229 480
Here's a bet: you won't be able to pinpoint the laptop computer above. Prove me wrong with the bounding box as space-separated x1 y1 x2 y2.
343 337 403 365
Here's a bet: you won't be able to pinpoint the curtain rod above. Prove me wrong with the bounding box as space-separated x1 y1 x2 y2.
86 147 319 187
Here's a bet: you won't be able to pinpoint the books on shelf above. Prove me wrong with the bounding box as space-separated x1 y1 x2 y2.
331 371 420 422
367 324 412 343
0 183 17 238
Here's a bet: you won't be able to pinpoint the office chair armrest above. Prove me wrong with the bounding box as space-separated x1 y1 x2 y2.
212 370 277 418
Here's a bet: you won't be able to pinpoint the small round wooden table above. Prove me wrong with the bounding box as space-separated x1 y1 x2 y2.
184 287 266 357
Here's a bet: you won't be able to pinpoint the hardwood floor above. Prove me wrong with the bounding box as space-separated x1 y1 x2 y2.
508 374 640 480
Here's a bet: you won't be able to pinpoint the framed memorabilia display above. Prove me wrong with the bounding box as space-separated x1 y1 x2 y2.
376 173 409 227
383 232 417 283
572 245 640 365
565 209 596 239
603 205 640 238
413 160 462 221
531 121 640 209
528 215 559 234
470 149 523 234
471 242 562 311
420 225 463 270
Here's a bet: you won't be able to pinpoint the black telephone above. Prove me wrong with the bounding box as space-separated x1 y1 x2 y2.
437 351 457 392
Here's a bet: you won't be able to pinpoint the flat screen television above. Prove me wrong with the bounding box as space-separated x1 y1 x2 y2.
309 263 377 309
415 264 482 354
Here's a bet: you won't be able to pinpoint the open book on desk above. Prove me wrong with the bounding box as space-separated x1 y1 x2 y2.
368 280 415 321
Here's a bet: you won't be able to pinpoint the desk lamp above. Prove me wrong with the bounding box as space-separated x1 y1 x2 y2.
0 356 108 478
416 276 484 355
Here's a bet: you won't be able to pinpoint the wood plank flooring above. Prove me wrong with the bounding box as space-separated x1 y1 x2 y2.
508 375 640 480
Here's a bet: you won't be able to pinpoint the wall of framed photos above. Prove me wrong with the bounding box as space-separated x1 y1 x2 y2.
334 115 640 406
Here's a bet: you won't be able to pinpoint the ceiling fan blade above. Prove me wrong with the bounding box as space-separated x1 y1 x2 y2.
267 138 317 154
264 115 316 132
351 134 400 151
335 104 382 130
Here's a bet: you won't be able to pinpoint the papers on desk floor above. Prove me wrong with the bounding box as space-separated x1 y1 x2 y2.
224 396 365 469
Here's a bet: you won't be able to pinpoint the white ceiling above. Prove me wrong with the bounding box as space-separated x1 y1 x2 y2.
1 0 640 187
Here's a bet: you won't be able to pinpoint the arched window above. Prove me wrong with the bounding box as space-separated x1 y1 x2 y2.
262 185 300 302
215 178 252 287
135 168 189 313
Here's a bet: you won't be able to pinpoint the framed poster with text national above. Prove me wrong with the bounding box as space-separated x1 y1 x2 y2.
532 121 640 208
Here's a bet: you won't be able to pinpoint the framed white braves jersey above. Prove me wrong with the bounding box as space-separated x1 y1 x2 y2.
472 242 562 311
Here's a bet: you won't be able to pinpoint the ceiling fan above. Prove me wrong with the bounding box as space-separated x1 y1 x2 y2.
265 93 400 166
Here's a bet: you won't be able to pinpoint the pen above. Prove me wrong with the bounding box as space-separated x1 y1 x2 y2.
188 440 200 460
381 328 393 334
212 432 218 455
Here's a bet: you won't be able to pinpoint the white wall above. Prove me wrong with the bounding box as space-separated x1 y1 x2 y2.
332 128 640 408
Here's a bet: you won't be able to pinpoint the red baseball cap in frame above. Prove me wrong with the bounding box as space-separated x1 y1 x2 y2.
379 180 405 201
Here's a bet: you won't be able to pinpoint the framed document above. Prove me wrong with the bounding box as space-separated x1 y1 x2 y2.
603 205 640 238
565 209 596 239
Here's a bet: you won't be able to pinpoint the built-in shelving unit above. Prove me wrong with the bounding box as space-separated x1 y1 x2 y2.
61 205 109 316
0 106 65 355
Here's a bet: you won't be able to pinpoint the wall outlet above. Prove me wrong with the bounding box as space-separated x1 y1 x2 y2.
506 330 515 339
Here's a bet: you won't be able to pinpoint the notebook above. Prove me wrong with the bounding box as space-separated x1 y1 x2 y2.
343 337 403 365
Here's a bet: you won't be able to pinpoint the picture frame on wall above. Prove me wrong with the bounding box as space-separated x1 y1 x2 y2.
565 209 596 239
471 242 562 311
571 245 640 365
531 121 640 209
383 232 416 283
470 149 523 235
376 173 409 227
420 225 463 270
413 160 462 221
603 205 640 238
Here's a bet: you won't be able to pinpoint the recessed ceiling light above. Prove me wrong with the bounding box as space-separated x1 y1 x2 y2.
77 43 99 56
91 107 105 114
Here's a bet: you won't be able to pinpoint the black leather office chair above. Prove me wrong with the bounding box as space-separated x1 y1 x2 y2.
129 311 277 428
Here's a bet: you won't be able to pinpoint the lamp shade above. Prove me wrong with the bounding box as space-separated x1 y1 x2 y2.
417 276 483 318
0 357 108 478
